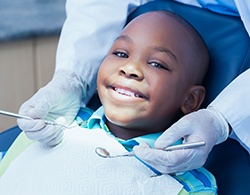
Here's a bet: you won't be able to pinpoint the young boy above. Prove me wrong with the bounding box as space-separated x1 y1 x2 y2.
0 11 216 194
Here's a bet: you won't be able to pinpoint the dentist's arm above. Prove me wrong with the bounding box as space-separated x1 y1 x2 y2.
210 68 250 153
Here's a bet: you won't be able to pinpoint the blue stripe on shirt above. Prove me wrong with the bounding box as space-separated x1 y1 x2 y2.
190 169 212 188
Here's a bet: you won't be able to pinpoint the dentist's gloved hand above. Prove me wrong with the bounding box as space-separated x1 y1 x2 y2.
17 70 87 147
133 107 230 174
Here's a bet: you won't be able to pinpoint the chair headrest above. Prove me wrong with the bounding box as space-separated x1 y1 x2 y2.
127 0 250 107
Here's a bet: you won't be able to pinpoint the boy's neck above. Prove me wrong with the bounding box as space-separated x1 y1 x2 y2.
106 120 149 140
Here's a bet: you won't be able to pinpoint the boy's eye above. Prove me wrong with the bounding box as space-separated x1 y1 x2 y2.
113 51 128 58
149 61 169 71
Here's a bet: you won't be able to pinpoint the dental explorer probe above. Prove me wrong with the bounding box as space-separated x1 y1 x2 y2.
0 109 61 126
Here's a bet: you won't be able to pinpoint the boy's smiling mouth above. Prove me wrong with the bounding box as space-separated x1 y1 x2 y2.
109 86 148 100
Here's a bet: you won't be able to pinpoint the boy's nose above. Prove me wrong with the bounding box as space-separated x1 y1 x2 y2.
119 62 143 80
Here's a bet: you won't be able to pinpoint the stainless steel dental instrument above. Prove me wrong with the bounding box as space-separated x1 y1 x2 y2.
0 109 63 127
95 141 206 158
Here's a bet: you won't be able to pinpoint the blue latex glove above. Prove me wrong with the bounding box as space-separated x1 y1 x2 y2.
17 70 86 147
133 107 229 174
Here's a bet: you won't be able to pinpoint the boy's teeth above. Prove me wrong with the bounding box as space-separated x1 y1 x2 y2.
114 87 138 97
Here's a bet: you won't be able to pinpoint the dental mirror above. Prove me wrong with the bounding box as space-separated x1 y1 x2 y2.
95 147 135 158
95 141 205 158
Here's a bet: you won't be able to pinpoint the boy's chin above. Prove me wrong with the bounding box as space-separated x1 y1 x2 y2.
105 115 132 127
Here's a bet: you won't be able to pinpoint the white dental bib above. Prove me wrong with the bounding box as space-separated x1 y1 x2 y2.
0 127 183 195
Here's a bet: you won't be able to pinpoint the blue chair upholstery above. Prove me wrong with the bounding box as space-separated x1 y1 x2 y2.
0 126 21 152
127 1 250 195
1 1 250 194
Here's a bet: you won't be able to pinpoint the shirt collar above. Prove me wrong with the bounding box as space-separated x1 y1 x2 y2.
86 106 164 148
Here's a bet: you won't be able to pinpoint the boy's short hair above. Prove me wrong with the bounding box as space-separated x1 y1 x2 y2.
156 10 209 85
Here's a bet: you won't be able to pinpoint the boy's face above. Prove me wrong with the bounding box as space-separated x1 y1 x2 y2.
97 12 198 137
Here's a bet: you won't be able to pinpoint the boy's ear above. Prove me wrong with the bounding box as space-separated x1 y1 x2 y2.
180 85 206 114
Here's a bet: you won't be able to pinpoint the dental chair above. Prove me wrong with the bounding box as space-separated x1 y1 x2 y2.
1 0 250 194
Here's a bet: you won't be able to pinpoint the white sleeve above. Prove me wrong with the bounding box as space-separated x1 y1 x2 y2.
210 69 250 153
234 0 250 36
55 0 149 105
